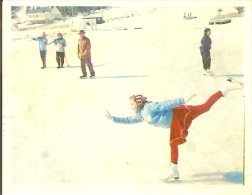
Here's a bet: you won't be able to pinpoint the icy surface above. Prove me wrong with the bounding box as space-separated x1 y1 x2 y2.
3 5 251 194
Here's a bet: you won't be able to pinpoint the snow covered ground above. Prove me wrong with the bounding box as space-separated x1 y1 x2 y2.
2 4 251 195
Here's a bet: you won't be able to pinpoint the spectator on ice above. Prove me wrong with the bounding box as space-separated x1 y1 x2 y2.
32 32 48 69
77 30 96 79
200 28 213 76
54 33 67 69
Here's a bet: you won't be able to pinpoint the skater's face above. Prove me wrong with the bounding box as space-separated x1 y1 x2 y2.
129 99 137 112
207 30 211 36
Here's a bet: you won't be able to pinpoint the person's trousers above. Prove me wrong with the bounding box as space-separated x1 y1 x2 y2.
56 51 64 67
40 50 47 67
81 58 95 77
200 50 211 70
170 91 223 163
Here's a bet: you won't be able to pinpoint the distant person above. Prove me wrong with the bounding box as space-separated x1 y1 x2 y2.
184 13 186 18
190 12 192 16
32 32 48 69
105 80 243 181
200 28 213 75
54 33 67 68
77 30 95 79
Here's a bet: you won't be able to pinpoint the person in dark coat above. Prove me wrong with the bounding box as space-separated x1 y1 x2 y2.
200 28 213 75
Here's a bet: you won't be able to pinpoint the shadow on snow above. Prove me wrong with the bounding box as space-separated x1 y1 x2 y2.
161 172 243 184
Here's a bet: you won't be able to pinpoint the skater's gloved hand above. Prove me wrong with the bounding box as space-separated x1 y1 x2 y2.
105 110 113 121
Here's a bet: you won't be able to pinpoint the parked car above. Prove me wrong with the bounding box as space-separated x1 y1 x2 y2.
209 18 232 25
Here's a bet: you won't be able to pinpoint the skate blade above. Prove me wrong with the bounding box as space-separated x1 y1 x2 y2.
159 177 180 183
227 78 244 86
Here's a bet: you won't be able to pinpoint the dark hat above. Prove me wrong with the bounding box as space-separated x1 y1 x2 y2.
204 28 211 34
79 30 86 34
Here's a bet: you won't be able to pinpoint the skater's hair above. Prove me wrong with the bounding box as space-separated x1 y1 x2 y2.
129 94 147 109
204 28 211 34
57 33 63 37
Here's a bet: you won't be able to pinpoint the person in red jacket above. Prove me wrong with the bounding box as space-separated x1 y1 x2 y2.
77 30 95 79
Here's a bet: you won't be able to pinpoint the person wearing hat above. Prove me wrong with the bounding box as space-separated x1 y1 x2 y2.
54 33 67 68
105 80 243 181
32 32 48 69
200 28 213 76
77 30 95 79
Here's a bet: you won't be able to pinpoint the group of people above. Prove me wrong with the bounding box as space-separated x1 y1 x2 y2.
32 30 95 78
33 27 242 182
184 12 192 18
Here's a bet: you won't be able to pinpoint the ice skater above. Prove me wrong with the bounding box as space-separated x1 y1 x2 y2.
32 32 48 69
53 33 67 69
200 28 213 76
105 80 243 181
77 30 96 79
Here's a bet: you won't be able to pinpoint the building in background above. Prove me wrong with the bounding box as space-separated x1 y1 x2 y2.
26 6 62 24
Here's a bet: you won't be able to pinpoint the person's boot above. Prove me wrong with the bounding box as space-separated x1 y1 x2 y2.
207 69 214 76
221 79 244 96
203 69 210 76
80 75 87 79
161 163 179 181
41 63 46 69
57 65 60 69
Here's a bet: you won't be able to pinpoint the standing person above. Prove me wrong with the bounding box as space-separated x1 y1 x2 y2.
105 80 243 181
77 30 95 79
200 28 213 75
32 32 48 69
54 33 67 68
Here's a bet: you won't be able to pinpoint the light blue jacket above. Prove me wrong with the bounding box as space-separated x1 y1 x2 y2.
112 98 185 128
54 38 67 52
35 37 48 51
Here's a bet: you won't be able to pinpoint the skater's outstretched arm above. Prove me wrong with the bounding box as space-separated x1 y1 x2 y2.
105 110 143 124
147 98 185 112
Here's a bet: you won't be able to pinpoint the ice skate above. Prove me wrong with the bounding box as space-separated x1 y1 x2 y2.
89 75 96 79
221 79 244 96
207 69 214 76
160 163 179 182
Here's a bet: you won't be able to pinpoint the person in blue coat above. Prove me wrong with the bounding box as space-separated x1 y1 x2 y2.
105 80 243 181
32 32 48 69
54 33 67 68
200 28 213 76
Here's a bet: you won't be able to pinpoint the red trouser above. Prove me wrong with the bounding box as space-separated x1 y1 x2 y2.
171 91 223 163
